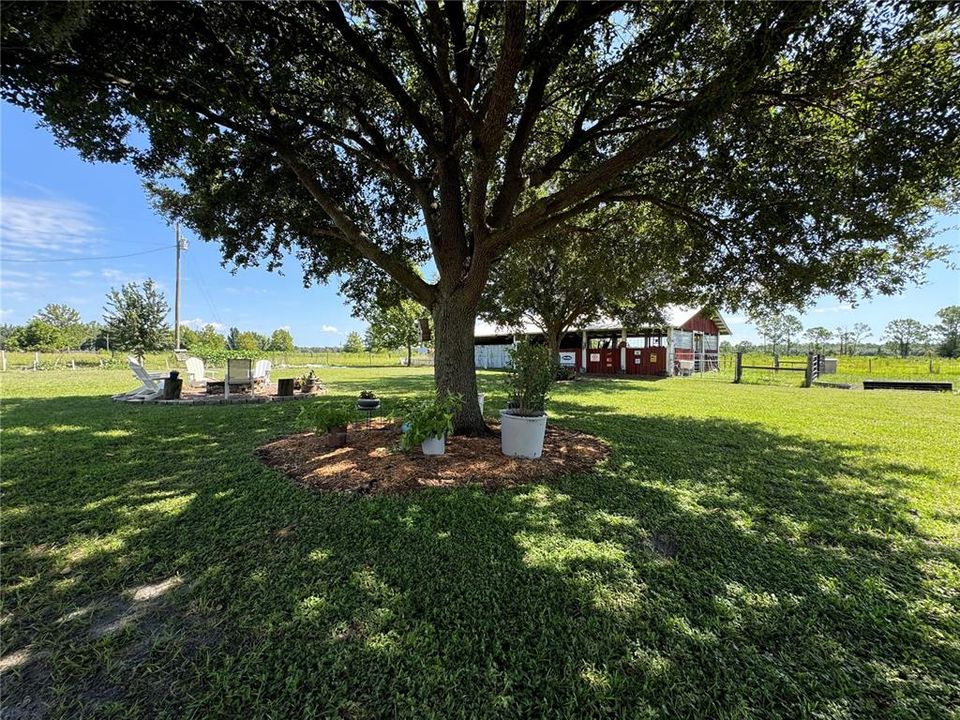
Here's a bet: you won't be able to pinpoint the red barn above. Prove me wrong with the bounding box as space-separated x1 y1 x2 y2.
474 306 731 376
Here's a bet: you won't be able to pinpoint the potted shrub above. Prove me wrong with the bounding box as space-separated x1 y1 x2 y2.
500 341 555 458
400 393 462 456
299 370 320 394
357 389 381 409
297 403 355 448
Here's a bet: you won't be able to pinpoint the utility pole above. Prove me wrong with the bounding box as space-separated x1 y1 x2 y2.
174 223 186 350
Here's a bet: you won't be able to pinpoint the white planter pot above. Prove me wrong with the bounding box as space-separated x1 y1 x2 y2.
478 393 485 415
421 435 446 456
500 410 547 459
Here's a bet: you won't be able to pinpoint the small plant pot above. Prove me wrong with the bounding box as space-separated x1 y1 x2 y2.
326 426 348 448
500 410 547 459
357 398 381 409
302 381 318 394
477 393 485 415
421 435 445 456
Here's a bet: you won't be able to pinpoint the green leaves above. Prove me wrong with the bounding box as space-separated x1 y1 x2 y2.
296 401 355 433
504 341 554 416
2 1 958 400
102 278 171 361
399 392 462 448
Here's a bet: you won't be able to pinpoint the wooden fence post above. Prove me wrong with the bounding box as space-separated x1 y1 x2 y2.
774 354 780 372
804 352 814 388
734 352 743 383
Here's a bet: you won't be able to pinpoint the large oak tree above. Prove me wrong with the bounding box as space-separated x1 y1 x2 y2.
3 1 957 432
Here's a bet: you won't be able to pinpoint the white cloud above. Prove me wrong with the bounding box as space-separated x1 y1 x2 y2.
71 270 95 279
0 279 36 290
813 304 854 314
100 268 162 290
101 268 128 282
0 196 100 260
1 269 39 279
179 318 225 331
321 324 340 334
0 268 50 296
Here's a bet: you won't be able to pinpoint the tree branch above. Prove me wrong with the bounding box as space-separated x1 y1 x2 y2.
480 1 818 260
278 148 436 307
488 2 624 227
318 2 445 155
467 2 526 239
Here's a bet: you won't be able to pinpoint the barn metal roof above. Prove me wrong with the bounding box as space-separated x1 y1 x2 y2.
474 305 731 338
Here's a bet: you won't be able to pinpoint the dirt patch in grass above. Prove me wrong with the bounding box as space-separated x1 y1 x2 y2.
256 420 608 495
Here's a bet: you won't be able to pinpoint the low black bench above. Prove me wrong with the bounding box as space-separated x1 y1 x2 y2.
863 380 953 392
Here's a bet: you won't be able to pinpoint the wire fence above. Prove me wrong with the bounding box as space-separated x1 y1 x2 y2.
0 349 435 372
715 352 960 386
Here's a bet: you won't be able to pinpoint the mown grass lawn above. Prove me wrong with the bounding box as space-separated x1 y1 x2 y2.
2 368 958 719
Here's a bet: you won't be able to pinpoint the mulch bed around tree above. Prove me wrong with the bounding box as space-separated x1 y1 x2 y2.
255 419 609 495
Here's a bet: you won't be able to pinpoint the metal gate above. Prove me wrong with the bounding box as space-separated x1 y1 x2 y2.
587 348 618 374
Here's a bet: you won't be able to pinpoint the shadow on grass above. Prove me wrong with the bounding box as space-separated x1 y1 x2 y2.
1 392 957 718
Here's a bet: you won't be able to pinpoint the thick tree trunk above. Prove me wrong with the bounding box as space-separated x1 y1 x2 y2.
406 342 412 368
432 296 487 435
546 328 563 363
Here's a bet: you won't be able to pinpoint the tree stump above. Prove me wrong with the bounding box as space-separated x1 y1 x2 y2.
278 378 295 396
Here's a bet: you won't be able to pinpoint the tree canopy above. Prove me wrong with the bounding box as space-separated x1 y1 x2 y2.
365 298 426 366
751 311 804 355
102 279 171 362
481 206 697 354
269 328 295 352
4 1 958 431
29 303 88 350
882 318 931 357
180 323 226 352
935 305 960 357
803 327 833 353
342 331 365 354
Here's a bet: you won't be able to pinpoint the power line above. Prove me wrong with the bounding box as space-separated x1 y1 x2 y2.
184 252 224 328
1 245 176 263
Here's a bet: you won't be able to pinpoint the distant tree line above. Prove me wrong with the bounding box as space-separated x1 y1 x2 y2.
0 279 296 359
726 306 960 358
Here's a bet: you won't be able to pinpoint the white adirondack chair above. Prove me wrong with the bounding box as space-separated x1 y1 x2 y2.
116 359 165 401
253 359 272 389
185 356 212 387
127 356 167 379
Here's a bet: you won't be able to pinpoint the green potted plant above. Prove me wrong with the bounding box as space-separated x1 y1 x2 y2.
501 341 555 458
400 392 462 455
357 389 380 409
297 403 355 447
299 370 320 394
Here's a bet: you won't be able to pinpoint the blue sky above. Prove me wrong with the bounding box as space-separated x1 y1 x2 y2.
1 101 958 346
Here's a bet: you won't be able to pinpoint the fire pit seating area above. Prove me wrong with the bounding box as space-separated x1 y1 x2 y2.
205 358 254 396
113 356 323 405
